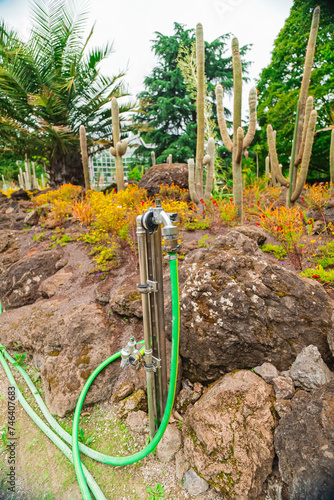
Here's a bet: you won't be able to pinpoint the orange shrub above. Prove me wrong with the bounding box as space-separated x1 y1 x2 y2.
72 200 94 225
303 183 332 211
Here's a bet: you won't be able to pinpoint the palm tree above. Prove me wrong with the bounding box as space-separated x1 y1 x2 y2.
0 0 129 187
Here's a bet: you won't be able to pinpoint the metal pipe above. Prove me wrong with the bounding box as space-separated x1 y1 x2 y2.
136 215 155 439
153 227 168 416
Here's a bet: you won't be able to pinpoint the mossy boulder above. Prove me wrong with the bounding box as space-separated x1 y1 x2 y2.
183 370 277 499
165 229 334 383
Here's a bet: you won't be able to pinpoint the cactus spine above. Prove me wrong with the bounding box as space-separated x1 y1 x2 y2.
79 125 91 190
110 97 128 191
216 37 257 221
188 23 216 207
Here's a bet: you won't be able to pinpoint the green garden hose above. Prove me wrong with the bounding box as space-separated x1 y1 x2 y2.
0 255 180 500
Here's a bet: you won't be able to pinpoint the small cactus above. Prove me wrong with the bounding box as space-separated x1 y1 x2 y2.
216 36 257 221
110 97 128 191
79 125 91 190
151 151 156 166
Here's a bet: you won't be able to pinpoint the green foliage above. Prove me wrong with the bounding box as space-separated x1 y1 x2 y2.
300 265 334 284
0 425 8 450
127 165 144 181
48 234 74 248
13 351 28 369
78 427 95 446
133 23 251 165
184 218 211 231
311 240 334 268
198 234 211 247
146 483 165 500
0 0 130 187
260 243 287 260
256 0 334 180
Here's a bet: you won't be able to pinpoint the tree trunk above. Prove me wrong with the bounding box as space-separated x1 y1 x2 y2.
48 151 85 188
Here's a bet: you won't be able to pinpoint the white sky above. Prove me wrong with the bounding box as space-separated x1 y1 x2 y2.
1 0 293 119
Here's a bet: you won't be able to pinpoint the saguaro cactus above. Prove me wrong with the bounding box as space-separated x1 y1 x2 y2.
110 97 128 191
188 23 216 207
79 125 91 190
215 37 257 220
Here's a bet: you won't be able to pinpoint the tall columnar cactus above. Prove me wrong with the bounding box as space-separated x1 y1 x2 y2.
110 97 127 191
266 6 320 206
79 125 91 190
188 23 215 207
195 23 205 196
291 6 320 191
267 99 317 204
215 37 257 220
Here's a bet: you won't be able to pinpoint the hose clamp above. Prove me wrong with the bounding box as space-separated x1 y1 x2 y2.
167 254 178 261
144 355 161 373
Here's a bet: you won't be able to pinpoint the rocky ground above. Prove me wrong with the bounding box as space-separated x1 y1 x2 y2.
1 189 334 499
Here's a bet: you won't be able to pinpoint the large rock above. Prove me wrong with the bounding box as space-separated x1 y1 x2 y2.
183 370 276 499
138 163 189 198
289 344 333 390
275 379 334 499
0 298 119 416
0 230 20 275
0 249 62 310
166 230 334 383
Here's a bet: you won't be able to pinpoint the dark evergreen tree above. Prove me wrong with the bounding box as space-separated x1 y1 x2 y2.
133 23 250 165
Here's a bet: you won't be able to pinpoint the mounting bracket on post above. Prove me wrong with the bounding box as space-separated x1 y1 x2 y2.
137 280 158 294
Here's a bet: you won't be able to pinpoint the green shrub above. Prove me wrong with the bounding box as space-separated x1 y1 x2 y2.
260 243 287 260
300 265 334 284
311 240 334 268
